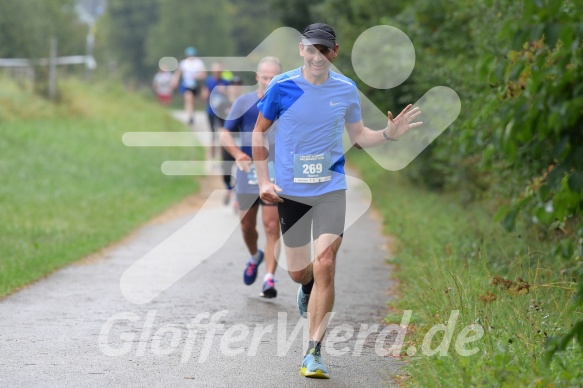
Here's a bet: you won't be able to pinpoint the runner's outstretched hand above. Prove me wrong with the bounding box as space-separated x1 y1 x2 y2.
385 104 423 139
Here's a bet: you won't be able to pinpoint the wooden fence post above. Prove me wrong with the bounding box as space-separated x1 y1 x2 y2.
48 37 57 100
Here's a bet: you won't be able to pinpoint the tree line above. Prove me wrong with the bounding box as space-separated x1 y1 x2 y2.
98 0 282 82
0 0 85 59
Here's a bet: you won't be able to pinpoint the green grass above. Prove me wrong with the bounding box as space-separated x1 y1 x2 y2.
0 75 203 298
347 150 583 386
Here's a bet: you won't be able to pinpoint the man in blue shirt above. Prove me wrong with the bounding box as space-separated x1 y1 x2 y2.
220 57 282 298
253 23 422 379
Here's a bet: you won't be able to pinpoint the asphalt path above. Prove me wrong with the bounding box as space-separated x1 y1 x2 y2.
0 112 404 387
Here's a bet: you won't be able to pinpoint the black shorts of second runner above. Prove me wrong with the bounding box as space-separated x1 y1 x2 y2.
237 193 278 211
181 84 201 96
277 190 346 247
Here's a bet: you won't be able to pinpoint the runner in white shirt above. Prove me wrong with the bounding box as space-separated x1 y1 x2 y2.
171 46 207 125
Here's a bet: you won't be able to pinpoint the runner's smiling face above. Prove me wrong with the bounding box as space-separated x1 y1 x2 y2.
299 43 338 82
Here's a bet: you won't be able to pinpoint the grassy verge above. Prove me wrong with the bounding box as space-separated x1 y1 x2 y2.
0 76 202 298
348 150 583 386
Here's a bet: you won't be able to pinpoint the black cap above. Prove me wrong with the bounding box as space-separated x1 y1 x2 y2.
301 23 336 48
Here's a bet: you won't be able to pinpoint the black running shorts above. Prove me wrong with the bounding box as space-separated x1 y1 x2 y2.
277 190 346 247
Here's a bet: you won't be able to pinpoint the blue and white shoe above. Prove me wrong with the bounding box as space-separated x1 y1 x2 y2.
243 250 263 285
260 277 277 298
300 349 329 379
297 285 310 318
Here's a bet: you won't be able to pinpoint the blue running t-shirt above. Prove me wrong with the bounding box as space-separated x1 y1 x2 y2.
224 91 276 194
258 67 361 197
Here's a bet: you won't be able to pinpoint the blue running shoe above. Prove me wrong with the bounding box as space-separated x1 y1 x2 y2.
300 350 329 379
260 277 277 298
243 250 263 285
297 285 310 318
